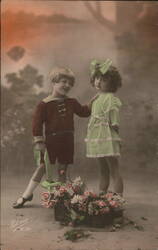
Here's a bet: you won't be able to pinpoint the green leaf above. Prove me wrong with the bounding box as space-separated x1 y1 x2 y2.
70 209 78 220
79 215 85 221
134 224 144 231
141 216 148 221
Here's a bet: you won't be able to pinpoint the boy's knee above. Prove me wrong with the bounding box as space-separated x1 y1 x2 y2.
58 164 68 172
57 164 68 183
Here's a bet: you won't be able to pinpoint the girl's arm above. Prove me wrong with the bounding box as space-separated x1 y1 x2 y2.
109 108 120 133
109 97 122 133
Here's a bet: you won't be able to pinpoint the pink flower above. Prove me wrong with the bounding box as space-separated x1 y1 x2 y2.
106 193 113 199
67 183 72 188
59 187 67 193
73 186 80 192
42 192 50 199
42 201 50 208
48 200 56 207
84 191 97 198
98 200 106 207
109 200 118 208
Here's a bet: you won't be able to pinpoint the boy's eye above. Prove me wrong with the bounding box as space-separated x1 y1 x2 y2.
61 79 67 83
61 79 69 84
61 80 73 86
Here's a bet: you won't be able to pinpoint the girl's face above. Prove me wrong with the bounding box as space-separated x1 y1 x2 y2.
53 77 73 97
94 77 109 92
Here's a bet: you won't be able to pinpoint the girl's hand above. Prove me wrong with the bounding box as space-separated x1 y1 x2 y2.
34 142 46 152
111 125 119 133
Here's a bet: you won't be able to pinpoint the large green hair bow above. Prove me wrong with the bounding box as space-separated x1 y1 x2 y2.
90 59 112 76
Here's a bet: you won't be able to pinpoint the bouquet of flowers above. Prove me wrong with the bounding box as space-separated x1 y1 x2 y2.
71 176 85 195
69 194 87 225
71 194 87 213
41 192 56 208
41 177 86 223
41 177 84 207
41 184 74 208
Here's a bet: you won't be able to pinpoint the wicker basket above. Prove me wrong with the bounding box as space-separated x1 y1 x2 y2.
111 208 123 219
86 213 112 228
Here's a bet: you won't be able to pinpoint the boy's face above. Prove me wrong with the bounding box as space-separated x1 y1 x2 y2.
53 77 73 96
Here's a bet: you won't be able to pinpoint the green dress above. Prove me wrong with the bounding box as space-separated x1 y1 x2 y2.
85 93 122 157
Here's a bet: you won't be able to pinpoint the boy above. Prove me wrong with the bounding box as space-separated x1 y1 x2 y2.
13 67 91 208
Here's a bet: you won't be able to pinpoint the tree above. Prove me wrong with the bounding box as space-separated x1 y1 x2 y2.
2 65 45 172
84 2 158 77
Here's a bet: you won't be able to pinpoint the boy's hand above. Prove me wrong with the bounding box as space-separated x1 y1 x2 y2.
87 94 99 110
34 142 46 152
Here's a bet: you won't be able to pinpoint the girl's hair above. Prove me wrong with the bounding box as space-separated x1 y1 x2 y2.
91 66 122 93
49 67 75 86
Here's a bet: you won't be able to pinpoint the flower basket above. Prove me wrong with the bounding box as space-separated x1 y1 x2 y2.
41 179 125 227
54 201 69 222
111 207 124 218
86 213 112 228
86 198 111 227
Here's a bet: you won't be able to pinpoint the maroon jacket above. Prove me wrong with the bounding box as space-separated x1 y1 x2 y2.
32 97 90 164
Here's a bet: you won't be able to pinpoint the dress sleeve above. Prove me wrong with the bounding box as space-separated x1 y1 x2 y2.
73 99 91 117
109 97 122 127
32 102 46 143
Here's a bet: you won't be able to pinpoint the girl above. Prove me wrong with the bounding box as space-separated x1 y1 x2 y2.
85 59 124 195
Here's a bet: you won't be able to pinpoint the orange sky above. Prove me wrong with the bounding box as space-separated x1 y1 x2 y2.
1 0 116 81
2 1 115 19
2 1 115 49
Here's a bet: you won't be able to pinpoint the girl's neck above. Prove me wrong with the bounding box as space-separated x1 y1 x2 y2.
98 90 107 94
98 90 113 94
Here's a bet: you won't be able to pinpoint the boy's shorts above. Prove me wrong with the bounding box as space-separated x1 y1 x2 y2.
46 133 74 164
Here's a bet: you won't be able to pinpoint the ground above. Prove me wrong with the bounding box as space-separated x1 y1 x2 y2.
1 168 158 250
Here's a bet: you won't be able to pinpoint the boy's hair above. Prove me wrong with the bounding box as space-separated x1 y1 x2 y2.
49 67 75 86
91 66 122 93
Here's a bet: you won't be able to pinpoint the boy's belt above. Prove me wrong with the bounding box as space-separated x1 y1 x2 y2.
48 130 74 136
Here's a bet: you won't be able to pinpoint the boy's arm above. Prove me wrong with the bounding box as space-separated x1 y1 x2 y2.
32 102 46 145
87 94 99 110
73 99 91 117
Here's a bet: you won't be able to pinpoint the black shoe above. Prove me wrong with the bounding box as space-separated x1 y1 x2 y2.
12 194 33 209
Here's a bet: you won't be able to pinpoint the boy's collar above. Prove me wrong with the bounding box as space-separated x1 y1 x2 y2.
43 95 68 103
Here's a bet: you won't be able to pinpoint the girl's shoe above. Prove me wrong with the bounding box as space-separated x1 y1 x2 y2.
12 194 33 209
